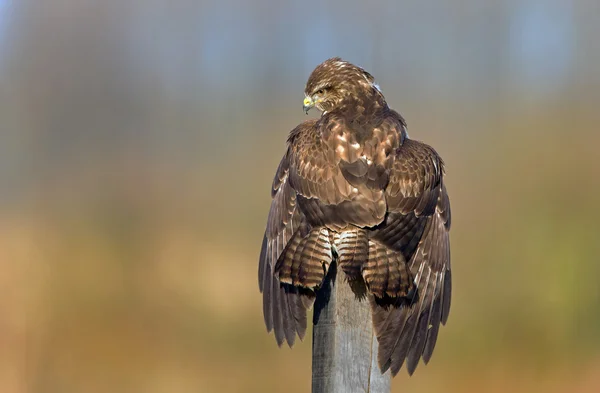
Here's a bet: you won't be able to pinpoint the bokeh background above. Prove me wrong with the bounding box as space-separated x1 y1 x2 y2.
1 1 600 392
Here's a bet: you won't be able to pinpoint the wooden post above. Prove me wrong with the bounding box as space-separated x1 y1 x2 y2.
312 263 391 393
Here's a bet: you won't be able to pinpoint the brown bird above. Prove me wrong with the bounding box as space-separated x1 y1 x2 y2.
258 57 451 376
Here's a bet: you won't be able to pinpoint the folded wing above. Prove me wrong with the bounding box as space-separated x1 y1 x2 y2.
370 138 452 375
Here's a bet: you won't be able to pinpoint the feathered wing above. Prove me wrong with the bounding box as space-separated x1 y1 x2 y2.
370 138 452 376
258 145 315 347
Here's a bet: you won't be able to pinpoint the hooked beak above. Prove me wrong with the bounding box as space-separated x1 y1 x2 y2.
303 96 314 114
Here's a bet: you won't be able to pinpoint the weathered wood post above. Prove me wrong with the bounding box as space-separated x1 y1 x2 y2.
312 263 391 393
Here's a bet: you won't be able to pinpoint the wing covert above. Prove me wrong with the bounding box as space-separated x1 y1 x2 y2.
386 139 445 216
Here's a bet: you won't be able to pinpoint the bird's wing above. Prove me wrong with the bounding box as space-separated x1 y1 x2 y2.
258 144 314 348
370 138 452 376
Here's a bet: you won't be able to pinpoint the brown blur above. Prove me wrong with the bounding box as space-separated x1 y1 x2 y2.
1 1 600 392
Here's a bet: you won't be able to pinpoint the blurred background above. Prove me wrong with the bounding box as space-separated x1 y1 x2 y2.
1 0 600 392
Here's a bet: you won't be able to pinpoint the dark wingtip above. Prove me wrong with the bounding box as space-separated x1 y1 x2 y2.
390 358 404 377
297 323 306 341
423 351 433 365
378 355 391 375
406 358 419 376
285 335 296 348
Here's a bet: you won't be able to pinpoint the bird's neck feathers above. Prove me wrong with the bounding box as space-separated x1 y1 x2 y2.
336 86 388 120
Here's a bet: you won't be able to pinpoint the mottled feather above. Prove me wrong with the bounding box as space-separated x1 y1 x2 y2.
258 57 452 375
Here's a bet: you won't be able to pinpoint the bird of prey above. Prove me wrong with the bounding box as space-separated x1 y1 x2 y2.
258 57 451 376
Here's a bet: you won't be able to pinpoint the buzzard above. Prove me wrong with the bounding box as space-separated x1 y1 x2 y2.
258 57 451 376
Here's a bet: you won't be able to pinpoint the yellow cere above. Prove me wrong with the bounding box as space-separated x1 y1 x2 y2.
303 97 313 106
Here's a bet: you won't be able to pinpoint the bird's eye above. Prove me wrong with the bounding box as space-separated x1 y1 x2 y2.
317 89 324 94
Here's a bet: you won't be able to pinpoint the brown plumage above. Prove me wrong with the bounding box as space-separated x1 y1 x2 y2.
258 57 452 376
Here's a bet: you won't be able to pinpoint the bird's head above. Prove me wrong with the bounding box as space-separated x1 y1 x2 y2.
303 57 383 115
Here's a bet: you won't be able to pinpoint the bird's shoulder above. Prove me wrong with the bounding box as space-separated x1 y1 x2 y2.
286 119 321 148
385 137 447 217
392 138 445 182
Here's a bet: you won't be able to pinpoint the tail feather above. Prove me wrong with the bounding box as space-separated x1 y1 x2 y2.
336 229 369 279
363 241 414 298
275 227 332 289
